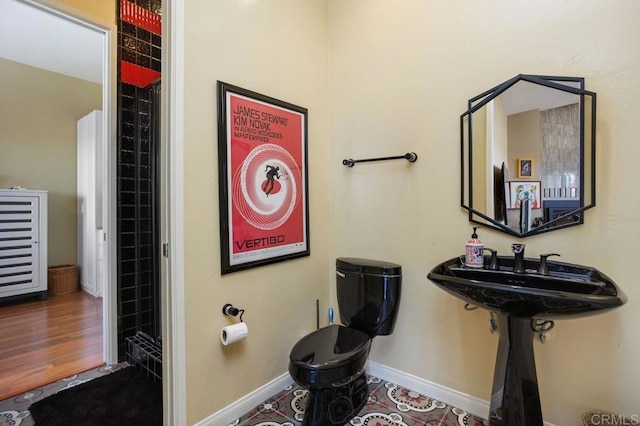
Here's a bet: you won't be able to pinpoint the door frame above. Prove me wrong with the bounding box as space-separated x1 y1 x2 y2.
162 0 186 423
25 1 189 423
18 0 118 364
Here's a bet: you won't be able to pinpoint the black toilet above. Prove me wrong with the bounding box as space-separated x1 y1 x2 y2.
289 258 402 425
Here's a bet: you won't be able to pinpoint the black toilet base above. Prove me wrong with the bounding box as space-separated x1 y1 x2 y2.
302 372 369 426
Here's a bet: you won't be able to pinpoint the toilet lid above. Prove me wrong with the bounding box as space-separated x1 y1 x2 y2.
289 324 371 371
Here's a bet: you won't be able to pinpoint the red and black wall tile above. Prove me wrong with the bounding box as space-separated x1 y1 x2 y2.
117 0 162 360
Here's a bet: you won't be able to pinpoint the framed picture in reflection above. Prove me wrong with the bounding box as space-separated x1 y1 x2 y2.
508 181 541 209
517 158 533 178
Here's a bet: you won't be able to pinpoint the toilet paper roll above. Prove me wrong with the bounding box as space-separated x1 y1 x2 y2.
220 322 249 346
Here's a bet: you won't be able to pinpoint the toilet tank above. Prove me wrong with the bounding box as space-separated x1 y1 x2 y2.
336 258 402 337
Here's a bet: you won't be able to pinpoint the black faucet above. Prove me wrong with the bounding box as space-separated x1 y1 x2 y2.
537 253 561 275
512 243 526 273
483 248 499 270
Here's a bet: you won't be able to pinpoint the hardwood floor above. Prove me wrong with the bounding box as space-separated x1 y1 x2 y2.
0 291 103 401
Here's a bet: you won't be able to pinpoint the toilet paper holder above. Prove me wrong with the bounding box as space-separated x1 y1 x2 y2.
222 303 245 322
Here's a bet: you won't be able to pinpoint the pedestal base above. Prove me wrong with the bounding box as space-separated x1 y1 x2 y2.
489 315 543 425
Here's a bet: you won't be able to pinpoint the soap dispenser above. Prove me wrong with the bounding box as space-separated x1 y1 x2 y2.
465 227 484 268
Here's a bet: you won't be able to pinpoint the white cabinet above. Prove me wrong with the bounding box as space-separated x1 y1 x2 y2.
0 189 48 300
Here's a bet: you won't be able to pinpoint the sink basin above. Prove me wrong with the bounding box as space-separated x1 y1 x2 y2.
427 255 626 319
427 254 626 425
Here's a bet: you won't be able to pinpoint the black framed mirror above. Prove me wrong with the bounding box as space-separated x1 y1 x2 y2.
461 74 596 237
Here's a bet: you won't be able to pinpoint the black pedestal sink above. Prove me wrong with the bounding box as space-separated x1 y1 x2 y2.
427 255 626 425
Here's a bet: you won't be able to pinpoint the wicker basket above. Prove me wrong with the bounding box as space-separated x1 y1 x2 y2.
47 265 79 296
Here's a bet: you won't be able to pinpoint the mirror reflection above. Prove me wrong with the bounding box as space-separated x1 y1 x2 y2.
461 75 596 238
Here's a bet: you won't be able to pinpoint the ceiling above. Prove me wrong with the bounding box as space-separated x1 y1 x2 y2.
0 0 103 84
500 80 581 116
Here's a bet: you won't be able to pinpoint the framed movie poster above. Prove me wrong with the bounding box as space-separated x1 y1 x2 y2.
217 82 309 274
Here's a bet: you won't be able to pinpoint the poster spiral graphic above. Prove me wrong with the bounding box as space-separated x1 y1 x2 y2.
232 144 301 230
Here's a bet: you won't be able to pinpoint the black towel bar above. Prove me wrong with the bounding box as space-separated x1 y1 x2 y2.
342 152 418 167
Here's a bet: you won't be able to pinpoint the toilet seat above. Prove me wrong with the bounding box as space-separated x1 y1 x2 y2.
289 325 371 388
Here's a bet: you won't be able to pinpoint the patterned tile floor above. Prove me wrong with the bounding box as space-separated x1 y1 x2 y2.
0 366 487 426
228 375 487 426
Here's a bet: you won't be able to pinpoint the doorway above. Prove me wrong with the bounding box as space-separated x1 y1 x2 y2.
0 0 117 397
116 0 163 364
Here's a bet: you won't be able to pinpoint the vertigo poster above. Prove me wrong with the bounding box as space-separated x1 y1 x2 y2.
217 82 309 274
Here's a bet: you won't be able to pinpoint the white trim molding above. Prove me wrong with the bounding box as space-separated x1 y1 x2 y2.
162 0 186 424
366 361 489 419
195 373 294 426
367 361 557 426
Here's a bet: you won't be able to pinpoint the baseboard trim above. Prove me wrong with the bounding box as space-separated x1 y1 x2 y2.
366 360 489 419
195 361 556 426
80 285 100 298
194 373 294 426
367 361 557 426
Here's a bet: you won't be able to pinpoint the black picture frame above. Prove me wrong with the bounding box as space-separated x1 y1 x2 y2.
217 82 310 274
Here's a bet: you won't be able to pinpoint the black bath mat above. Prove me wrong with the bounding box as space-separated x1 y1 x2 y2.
29 367 162 426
